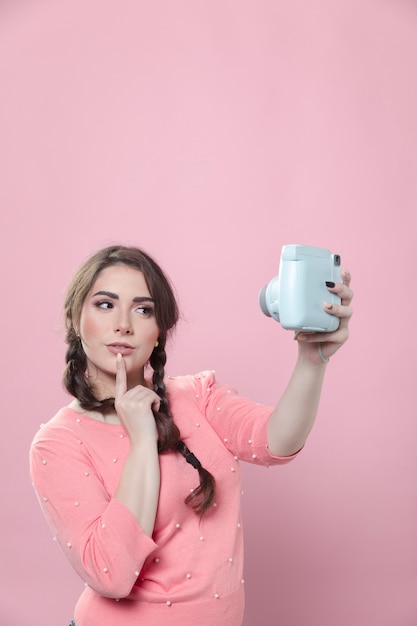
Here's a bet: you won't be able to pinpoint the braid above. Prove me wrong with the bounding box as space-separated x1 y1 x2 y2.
63 329 114 413
176 440 216 516
149 339 179 450
150 343 216 516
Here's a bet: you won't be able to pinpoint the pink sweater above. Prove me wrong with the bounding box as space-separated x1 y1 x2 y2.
30 371 299 626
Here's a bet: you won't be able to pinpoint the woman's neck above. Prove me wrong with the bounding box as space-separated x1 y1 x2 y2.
68 398 121 424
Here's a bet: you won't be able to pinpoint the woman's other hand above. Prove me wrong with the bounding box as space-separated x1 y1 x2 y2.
295 268 353 364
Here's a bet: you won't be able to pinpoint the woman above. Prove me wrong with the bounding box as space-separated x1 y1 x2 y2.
30 244 353 626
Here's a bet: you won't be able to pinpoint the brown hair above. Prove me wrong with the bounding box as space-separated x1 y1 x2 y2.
63 245 215 516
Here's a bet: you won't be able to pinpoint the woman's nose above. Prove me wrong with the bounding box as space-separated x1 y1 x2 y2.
114 312 133 334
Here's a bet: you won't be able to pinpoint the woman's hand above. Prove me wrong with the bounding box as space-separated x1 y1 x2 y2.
114 353 161 534
115 353 160 444
295 268 353 364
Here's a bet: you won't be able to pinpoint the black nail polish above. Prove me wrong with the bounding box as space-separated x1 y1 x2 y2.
325 281 335 288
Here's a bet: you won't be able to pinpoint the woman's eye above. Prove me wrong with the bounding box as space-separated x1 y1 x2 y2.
136 305 155 316
94 300 113 310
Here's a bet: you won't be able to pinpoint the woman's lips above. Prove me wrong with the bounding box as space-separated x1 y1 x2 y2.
106 344 135 356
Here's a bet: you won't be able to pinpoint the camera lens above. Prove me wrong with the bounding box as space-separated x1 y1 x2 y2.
334 254 341 266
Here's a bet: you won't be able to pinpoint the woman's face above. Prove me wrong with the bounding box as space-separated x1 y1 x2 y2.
79 264 159 396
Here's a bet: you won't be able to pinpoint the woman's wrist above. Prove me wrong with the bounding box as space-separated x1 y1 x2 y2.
317 342 330 364
296 344 330 369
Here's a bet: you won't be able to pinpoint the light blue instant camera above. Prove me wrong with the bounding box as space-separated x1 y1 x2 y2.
259 244 342 332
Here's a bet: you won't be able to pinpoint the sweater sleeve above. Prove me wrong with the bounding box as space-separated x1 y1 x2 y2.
29 426 157 599
194 371 301 465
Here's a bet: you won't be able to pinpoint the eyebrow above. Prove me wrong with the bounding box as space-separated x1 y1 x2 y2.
91 290 155 303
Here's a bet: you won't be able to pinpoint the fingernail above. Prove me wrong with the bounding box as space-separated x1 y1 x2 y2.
116 352 122 361
325 281 335 288
324 302 333 310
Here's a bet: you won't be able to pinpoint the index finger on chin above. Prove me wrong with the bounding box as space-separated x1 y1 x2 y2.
115 353 127 400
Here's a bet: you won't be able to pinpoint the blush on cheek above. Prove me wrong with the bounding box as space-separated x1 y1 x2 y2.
80 314 101 342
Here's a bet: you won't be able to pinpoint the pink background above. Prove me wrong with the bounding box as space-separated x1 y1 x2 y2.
1 1 416 624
